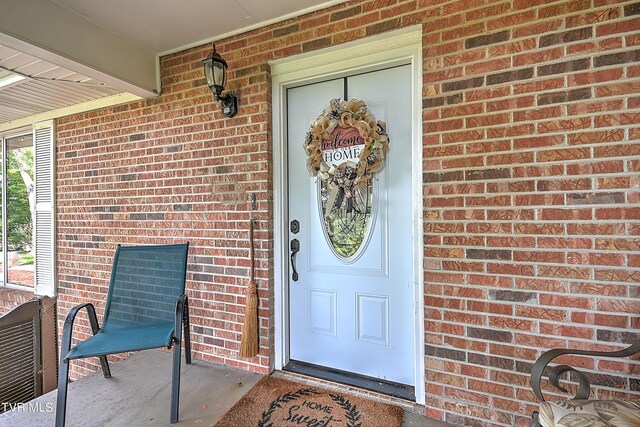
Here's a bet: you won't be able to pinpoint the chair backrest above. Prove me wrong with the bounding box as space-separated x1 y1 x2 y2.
102 243 189 328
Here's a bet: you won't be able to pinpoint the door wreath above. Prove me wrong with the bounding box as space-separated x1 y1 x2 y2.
303 98 389 217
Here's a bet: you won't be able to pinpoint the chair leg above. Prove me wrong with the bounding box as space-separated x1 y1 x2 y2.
99 355 112 378
183 299 192 365
55 358 70 427
170 337 182 424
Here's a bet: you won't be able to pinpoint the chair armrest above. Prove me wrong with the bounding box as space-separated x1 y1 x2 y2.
60 303 102 360
172 294 188 348
531 340 640 402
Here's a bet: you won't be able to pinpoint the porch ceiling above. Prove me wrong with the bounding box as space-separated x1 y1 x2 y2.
51 0 349 56
0 0 347 131
0 44 122 124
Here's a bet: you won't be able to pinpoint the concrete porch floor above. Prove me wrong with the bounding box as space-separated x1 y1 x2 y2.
0 350 454 426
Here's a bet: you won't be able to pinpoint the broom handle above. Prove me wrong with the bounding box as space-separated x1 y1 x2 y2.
249 218 255 282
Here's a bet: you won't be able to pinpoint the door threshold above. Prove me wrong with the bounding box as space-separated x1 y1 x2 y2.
283 359 415 401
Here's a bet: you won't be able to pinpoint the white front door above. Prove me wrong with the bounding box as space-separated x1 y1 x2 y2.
287 65 414 389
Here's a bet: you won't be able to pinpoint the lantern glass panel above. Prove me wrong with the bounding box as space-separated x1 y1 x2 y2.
204 62 214 87
213 62 226 88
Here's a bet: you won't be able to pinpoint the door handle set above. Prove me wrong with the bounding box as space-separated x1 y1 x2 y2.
290 239 300 281
290 219 300 282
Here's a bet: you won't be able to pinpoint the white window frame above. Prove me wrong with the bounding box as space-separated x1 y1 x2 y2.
0 121 56 296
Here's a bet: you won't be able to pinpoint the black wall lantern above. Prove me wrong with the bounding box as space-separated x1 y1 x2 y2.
203 44 238 118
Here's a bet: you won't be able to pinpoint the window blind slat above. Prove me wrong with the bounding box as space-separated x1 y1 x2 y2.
33 121 56 297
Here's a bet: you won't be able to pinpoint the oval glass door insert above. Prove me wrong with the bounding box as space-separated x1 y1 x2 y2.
319 177 374 260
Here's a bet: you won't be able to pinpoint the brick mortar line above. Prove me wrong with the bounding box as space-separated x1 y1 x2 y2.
425 187 638 195
425 334 632 355
425 260 640 270
151 84 267 99
57 261 268 269
434 390 624 418
59 268 269 277
426 204 638 210
58 240 269 247
55 263 267 273
374 225 626 231
424 126 639 140
58 225 246 233
428 41 640 74
429 124 636 137
58 184 260 191
423 128 636 145
426 109 640 127
523 318 637 329
60 143 269 154
426 294 640 305
430 241 628 247
431 104 640 119
57 148 262 158
426 201 633 207
424 272 640 283
429 363 640 382
425 245 640 253
424 366 621 389
194 351 265 369
439 374 638 394
428 172 635 182
58 143 268 152
421 7 637 39
424 195 638 203
428 314 636 325
56 188 259 195
422 157 640 173
426 298 636 308
58 198 246 204
433 99 640 117
57 117 267 135
57 167 267 176
427 304 636 314
430 210 640 214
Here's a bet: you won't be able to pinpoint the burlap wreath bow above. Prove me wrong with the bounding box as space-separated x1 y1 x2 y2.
303 98 389 217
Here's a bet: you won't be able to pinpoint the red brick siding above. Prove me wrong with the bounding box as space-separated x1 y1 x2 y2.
55 0 640 425
0 288 34 316
420 1 640 425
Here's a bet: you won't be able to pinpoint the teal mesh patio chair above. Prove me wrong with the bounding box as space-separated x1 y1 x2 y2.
56 243 191 426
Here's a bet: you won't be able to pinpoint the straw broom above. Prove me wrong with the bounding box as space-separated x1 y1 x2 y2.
239 215 259 358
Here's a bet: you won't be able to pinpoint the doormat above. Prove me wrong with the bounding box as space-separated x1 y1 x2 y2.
214 375 404 427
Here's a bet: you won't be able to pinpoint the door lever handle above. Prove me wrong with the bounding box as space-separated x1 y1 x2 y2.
290 239 300 282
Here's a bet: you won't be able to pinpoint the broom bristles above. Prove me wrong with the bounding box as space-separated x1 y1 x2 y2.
239 280 259 358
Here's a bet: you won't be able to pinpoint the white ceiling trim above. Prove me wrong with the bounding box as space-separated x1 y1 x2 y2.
0 92 140 133
159 0 349 56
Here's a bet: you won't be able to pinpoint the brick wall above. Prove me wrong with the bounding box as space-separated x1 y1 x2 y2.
55 0 640 426
0 288 34 316
56 61 272 376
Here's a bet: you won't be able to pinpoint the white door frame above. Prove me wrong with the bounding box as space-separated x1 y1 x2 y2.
270 26 425 405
